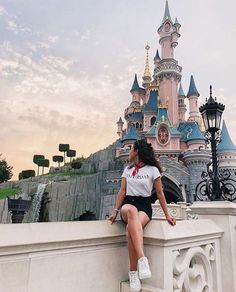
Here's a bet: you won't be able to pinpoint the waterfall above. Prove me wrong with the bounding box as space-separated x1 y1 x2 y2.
31 183 47 222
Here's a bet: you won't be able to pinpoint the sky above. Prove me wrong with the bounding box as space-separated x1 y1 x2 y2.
0 0 236 180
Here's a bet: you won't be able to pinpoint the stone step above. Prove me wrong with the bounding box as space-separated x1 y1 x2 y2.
120 281 165 292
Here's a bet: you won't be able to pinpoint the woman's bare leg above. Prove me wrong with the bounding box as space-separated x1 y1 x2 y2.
127 226 138 271
121 205 150 267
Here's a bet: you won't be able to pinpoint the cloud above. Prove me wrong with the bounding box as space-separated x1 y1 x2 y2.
0 5 31 35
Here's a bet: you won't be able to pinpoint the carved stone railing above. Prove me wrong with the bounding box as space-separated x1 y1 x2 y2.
144 219 223 292
152 201 198 220
173 244 216 292
0 219 224 292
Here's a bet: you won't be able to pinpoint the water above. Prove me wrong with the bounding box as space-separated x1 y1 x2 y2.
31 183 47 222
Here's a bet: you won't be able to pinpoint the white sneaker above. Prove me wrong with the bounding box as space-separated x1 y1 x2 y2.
138 256 152 279
129 271 141 292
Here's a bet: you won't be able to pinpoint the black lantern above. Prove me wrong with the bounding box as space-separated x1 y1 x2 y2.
195 86 236 202
199 86 225 132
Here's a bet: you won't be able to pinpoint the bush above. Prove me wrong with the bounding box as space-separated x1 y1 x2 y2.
71 158 82 170
19 170 35 180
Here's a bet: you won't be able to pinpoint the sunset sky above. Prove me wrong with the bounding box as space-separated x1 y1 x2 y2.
1 0 236 180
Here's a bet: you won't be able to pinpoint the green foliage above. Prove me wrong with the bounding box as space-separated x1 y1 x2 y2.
19 170 35 180
67 149 76 158
53 155 63 163
71 157 84 170
0 154 13 183
38 159 49 167
33 155 45 165
59 144 70 152
0 188 19 200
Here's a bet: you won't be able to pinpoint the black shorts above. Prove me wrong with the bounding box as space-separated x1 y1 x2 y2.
120 195 152 222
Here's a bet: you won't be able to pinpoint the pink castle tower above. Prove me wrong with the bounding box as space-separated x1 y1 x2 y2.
155 0 182 127
117 0 207 161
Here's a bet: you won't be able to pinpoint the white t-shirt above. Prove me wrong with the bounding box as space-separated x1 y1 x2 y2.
121 165 161 197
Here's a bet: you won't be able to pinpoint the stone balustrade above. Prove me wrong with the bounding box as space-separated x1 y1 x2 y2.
0 218 224 292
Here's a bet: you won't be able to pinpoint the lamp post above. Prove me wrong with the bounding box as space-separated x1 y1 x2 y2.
196 87 236 201
198 86 225 200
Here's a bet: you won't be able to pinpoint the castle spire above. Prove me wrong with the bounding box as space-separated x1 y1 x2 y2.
130 74 140 93
162 0 172 24
142 43 152 89
187 75 200 123
187 75 200 97
178 83 185 97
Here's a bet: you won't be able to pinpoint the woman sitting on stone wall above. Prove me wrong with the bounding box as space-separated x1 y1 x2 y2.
108 139 176 292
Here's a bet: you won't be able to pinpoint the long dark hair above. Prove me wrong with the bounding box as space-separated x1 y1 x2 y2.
129 139 162 173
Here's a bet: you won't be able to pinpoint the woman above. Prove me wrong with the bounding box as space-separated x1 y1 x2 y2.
108 139 176 292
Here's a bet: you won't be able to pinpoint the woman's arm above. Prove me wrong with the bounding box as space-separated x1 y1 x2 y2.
108 177 126 224
154 177 176 226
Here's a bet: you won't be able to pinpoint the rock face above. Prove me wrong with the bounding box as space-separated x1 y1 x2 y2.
0 142 124 223
30 170 121 222
0 141 208 223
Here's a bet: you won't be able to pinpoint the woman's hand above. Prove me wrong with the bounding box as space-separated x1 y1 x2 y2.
166 215 176 226
108 210 118 224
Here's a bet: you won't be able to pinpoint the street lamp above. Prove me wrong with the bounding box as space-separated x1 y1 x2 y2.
195 86 236 201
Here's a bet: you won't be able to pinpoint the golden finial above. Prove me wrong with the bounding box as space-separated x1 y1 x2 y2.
142 42 151 87
149 78 160 91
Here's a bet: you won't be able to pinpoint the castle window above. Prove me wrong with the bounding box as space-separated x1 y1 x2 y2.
150 116 156 126
140 123 143 129
136 122 139 128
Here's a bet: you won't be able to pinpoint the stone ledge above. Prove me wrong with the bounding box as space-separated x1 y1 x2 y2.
121 281 166 292
191 201 236 215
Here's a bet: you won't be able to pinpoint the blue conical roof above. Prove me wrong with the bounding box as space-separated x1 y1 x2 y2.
174 18 180 26
187 75 200 97
218 120 236 152
178 83 185 97
130 74 140 92
143 90 158 112
162 0 172 24
154 49 161 61
121 124 139 142
178 122 205 142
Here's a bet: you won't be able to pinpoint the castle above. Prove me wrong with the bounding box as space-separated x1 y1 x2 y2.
115 1 236 204
1 1 236 225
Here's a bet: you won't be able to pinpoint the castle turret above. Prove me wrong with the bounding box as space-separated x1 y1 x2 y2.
183 149 211 202
153 49 161 71
130 74 146 104
154 1 182 127
158 0 181 59
116 117 124 138
142 44 152 90
178 83 186 122
187 75 200 124
218 120 236 169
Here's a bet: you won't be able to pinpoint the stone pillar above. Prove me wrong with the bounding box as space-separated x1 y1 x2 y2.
191 201 236 292
183 149 211 202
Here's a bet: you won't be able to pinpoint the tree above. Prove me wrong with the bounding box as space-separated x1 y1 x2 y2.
52 155 64 168
37 159 49 175
33 155 45 176
66 149 76 163
19 170 35 180
0 154 13 183
59 144 70 165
